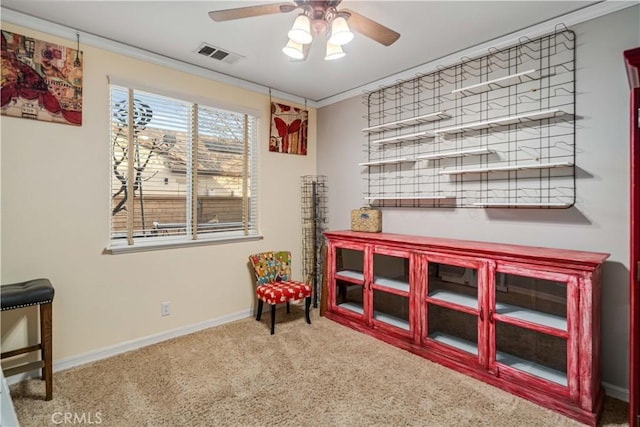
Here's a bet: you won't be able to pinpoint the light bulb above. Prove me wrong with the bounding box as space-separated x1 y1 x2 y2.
328 16 353 45
288 14 312 45
325 42 345 60
283 39 305 59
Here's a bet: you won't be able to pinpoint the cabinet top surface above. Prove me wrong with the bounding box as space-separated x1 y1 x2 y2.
324 230 609 267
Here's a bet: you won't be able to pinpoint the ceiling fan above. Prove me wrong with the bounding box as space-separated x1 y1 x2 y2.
208 1 400 60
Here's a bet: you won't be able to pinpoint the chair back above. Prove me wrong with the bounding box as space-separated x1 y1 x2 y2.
248 251 292 285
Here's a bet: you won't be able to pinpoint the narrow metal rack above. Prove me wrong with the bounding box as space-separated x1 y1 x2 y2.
301 175 328 307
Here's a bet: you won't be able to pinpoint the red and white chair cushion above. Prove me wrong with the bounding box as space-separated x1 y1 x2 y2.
256 280 312 305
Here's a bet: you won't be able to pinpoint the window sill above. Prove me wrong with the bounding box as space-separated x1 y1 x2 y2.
105 234 263 254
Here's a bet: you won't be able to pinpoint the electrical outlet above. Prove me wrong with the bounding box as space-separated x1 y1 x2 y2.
161 302 170 316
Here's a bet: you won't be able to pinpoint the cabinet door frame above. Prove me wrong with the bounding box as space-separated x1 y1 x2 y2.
370 245 416 341
490 261 579 401
420 251 489 368
327 240 369 323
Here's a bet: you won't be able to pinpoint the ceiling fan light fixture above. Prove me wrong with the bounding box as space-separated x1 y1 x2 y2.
282 39 305 59
324 42 345 61
328 16 353 45
288 14 313 44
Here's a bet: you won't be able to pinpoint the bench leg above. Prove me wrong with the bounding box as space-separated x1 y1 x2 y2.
40 302 53 401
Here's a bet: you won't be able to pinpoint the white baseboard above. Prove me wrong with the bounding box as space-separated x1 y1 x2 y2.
6 309 252 386
602 381 630 402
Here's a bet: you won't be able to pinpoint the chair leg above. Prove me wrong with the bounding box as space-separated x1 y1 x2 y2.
40 302 53 401
256 300 264 321
286 302 290 314
270 305 276 335
305 297 311 324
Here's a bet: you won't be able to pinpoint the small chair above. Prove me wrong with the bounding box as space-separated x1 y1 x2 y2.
248 251 312 335
1 278 55 400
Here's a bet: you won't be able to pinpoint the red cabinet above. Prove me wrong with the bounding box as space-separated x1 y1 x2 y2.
324 230 608 426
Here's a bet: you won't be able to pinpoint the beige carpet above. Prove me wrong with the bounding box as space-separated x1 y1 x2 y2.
9 309 628 426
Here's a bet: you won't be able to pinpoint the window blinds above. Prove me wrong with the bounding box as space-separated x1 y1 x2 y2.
109 85 258 248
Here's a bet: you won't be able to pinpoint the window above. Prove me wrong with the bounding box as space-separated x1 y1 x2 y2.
109 84 259 251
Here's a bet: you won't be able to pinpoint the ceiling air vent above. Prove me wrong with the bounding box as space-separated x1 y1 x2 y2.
196 43 244 64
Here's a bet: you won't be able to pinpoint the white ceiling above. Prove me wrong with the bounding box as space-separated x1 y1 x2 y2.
1 1 618 105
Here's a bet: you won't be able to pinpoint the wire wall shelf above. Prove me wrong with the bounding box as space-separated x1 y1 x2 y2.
361 29 576 208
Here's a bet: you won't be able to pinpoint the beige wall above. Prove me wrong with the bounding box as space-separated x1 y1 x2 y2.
1 22 317 361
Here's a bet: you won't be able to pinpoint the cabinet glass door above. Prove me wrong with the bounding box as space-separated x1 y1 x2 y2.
372 252 411 333
425 259 482 358
492 270 570 388
334 247 366 317
428 306 478 355
495 322 567 386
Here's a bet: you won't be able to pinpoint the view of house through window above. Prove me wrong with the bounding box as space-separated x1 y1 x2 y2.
109 85 258 247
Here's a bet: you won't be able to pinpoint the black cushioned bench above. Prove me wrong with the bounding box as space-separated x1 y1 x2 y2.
1 278 55 400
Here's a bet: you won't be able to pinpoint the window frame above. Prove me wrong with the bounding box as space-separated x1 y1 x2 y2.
106 77 262 254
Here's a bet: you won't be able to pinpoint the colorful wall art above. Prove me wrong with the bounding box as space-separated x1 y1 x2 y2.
269 102 308 155
1 30 83 126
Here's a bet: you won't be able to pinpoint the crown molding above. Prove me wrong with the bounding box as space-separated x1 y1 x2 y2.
1 1 636 109
0 7 320 109
315 0 639 107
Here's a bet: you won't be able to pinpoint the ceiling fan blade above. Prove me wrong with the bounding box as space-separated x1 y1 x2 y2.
342 8 400 46
209 3 297 22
